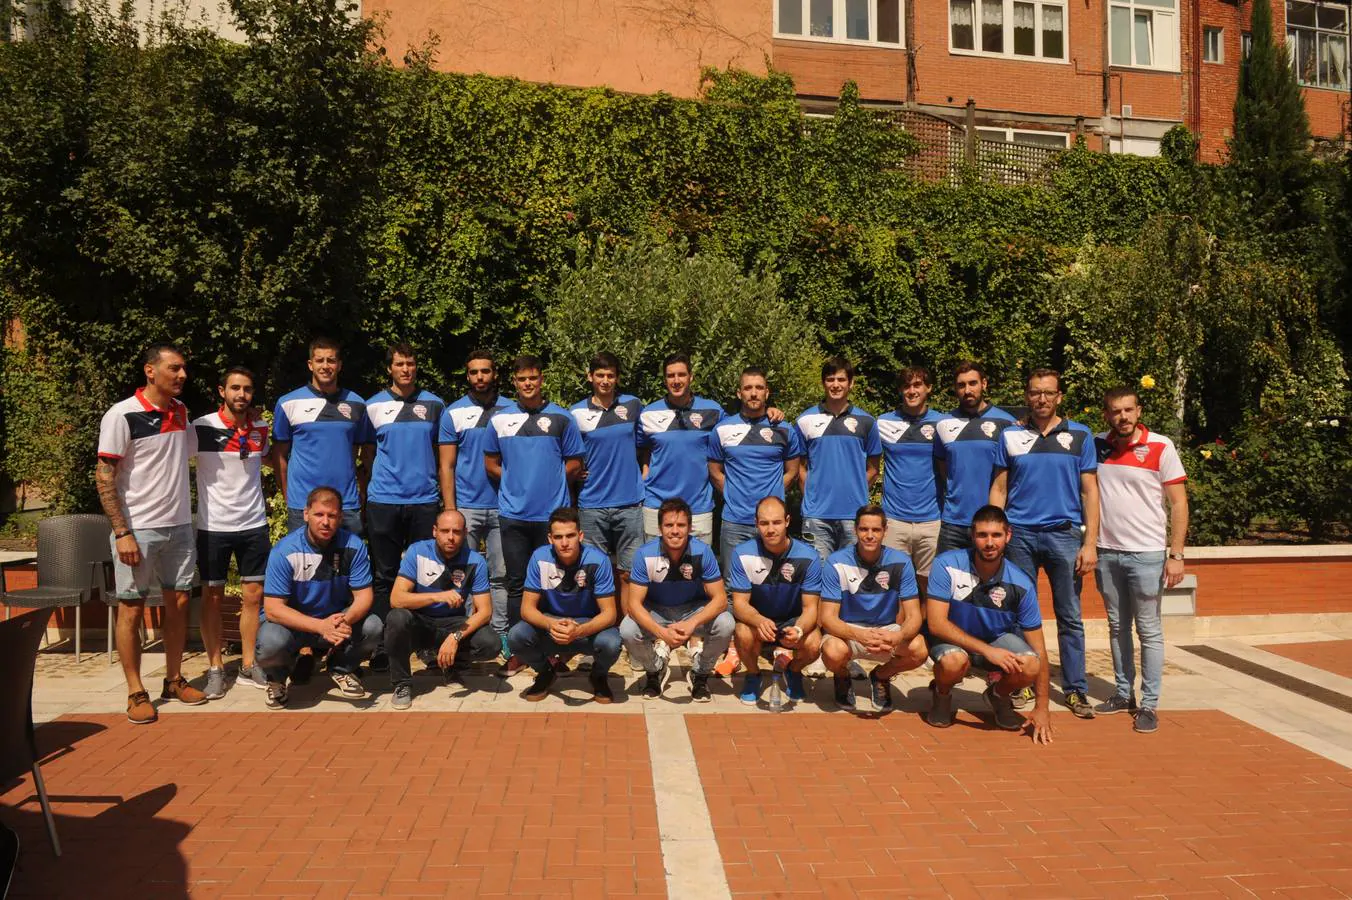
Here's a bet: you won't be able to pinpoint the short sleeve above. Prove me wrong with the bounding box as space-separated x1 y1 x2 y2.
992 430 1009 469
785 424 805 460
184 412 199 456
560 416 585 459
802 554 823 595
592 556 616 598
483 421 501 455
897 558 919 600
864 417 883 457
524 553 543 592
356 405 376 445
1017 582 1042 631
700 548 721 582
470 555 490 593
707 428 726 462
726 551 750 592
1160 441 1187 484
1078 429 1098 473
272 398 293 443
263 546 294 599
636 411 654 449
97 407 130 461
932 428 949 462
926 560 953 603
347 539 373 591
438 408 460 445
630 552 650 586
820 560 843 602
397 547 419 582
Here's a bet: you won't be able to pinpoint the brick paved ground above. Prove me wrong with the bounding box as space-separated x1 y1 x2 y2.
0 713 662 899
689 711 1352 898
1257 640 1352 681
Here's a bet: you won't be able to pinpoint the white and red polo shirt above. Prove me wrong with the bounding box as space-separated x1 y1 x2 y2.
192 407 270 532
97 388 196 529
1094 426 1187 552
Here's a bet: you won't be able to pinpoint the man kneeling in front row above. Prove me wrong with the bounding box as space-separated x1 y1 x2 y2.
387 509 501 710
925 504 1053 744
257 486 382 708
508 507 621 703
729 496 823 706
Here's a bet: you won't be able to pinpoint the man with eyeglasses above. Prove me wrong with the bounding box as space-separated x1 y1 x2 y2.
989 368 1100 720
192 366 275 699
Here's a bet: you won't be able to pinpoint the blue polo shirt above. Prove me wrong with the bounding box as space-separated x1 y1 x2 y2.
726 537 822 621
822 545 919 627
630 537 721 608
438 394 507 510
263 527 372 618
364 388 445 505
795 404 882 521
994 418 1098 529
524 544 616 619
484 400 585 522
877 408 946 523
637 397 724 513
570 395 644 509
396 539 490 618
928 549 1042 641
933 405 1018 527
273 385 373 511
708 414 804 525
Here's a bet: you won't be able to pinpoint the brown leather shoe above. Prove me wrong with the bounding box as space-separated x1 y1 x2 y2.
127 691 157 725
161 675 207 706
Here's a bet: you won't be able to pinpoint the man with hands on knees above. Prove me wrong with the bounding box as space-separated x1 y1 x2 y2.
256 487 383 709
924 504 1053 744
386 509 500 710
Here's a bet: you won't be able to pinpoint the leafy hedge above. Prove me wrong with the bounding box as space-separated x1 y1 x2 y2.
1 0 1348 542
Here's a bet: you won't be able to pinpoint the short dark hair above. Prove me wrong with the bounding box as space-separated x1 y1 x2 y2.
755 496 788 519
739 366 768 384
219 365 255 388
954 360 986 381
590 352 620 375
385 343 417 366
898 365 933 388
305 486 342 510
658 497 692 527
308 336 341 359
465 349 495 370
1026 367 1062 391
970 505 1010 530
1103 385 1140 408
548 507 581 529
142 342 185 368
854 503 886 528
821 356 854 382
511 354 543 375
662 352 691 374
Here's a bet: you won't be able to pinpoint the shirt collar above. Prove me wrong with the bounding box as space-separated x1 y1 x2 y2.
135 387 180 413
218 405 256 430
1111 424 1150 448
306 384 342 402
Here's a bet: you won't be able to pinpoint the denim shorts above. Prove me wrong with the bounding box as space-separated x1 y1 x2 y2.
112 524 196 601
929 631 1037 670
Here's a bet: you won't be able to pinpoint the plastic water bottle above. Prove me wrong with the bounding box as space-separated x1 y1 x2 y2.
769 647 792 712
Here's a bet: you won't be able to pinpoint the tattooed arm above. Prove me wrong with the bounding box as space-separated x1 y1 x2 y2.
96 457 140 566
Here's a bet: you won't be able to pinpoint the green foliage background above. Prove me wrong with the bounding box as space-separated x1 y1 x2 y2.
1 0 1348 542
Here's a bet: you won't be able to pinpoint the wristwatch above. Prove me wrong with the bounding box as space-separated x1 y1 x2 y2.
451 630 464 643
114 530 132 540
1168 553 1185 561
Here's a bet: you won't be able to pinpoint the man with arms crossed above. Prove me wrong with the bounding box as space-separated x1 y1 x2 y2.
273 337 372 535
934 361 1016 555
708 367 803 573
924 505 1053 744
256 487 382 709
97 343 206 723
193 365 273 698
438 351 509 656
1093 386 1188 734
637 353 724 545
820 505 928 714
385 509 500 710
508 508 622 704
990 368 1099 719
877 366 946 597
621 498 734 702
795 357 881 560
728 497 823 706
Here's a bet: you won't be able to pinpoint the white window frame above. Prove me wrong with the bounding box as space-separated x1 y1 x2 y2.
1285 0 1350 91
1108 0 1180 72
947 0 1069 64
1203 25 1224 63
774 0 906 47
977 127 1072 147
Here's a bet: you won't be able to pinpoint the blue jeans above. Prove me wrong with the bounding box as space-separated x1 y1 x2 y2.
719 520 760 578
1095 550 1166 709
285 507 364 537
255 612 383 682
1006 525 1086 695
579 505 644 574
461 507 508 636
506 619 623 674
935 522 973 555
620 602 735 675
800 517 854 561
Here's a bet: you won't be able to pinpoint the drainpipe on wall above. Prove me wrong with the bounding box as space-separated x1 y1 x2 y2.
1190 0 1203 147
905 0 917 104
965 98 977 164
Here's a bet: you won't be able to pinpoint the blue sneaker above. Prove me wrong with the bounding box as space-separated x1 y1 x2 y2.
785 670 806 701
739 673 763 705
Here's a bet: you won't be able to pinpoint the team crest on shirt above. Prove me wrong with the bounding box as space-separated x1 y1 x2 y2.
679 562 693 580
337 402 353 419
875 570 890 590
981 421 997 437
615 405 628 420
537 416 551 432
759 427 774 441
1133 445 1149 462
989 586 1007 608
844 417 857 432
574 568 588 588
412 404 428 420
689 413 704 428
450 568 465 588
1056 432 1074 450
921 424 935 440
779 563 796 581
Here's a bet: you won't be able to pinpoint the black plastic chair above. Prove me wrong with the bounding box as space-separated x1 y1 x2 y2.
0 515 111 664
0 608 62 857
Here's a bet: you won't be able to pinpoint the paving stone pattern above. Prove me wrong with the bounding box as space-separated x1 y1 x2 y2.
1258 640 1352 681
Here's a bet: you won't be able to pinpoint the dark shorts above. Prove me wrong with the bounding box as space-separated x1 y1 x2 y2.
744 616 802 656
197 526 271 586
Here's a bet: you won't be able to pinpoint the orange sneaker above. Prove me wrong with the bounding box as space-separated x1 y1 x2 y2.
161 675 207 706
127 691 157 725
714 646 740 677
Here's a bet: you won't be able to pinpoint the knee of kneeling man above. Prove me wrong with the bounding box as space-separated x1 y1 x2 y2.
709 611 736 637
935 650 970 675
594 629 623 655
1020 654 1042 677
384 607 413 630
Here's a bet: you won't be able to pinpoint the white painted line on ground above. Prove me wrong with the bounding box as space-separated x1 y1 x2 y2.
645 710 732 900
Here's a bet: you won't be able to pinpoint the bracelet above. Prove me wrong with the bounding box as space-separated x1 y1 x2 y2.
114 530 132 540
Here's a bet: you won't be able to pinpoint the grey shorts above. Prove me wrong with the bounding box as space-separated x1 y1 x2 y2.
112 524 196 601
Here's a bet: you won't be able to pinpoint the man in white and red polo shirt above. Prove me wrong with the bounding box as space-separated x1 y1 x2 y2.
96 343 206 725
1093 386 1189 734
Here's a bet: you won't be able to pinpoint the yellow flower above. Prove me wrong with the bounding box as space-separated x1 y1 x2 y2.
1139 374 1156 390
1200 448 1212 460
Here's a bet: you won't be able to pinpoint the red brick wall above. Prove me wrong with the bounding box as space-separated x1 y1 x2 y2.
773 39 908 101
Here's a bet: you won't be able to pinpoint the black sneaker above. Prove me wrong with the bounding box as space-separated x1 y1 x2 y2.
868 672 893 713
925 681 954 728
416 648 439 671
391 683 413 711
833 674 855 710
368 652 390 674
690 672 712 703
1094 694 1137 716
642 669 665 699
1134 708 1159 733
443 666 467 689
590 671 614 704
265 681 289 710
984 685 1025 731
290 652 315 685
525 668 556 702
1064 691 1096 719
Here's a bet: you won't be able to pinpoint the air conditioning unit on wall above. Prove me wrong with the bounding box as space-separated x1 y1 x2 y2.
1122 104 1134 118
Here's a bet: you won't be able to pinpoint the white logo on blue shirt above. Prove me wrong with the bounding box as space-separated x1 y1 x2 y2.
740 554 770 585
416 556 446 588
